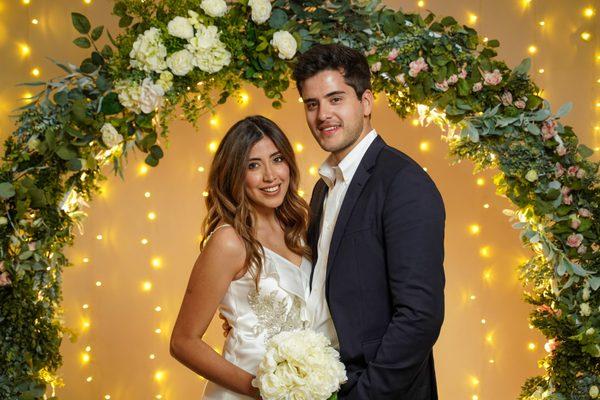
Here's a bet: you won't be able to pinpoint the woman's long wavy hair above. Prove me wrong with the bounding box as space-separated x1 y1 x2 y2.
200 115 311 287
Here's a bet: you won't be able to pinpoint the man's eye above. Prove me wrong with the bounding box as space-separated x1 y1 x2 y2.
332 97 342 103
306 102 317 109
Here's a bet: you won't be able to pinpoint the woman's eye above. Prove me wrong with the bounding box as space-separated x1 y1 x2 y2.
248 162 259 169
273 156 284 163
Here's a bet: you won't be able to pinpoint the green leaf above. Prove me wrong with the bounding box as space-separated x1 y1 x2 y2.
67 158 84 171
53 90 69 106
577 144 594 158
71 13 91 34
256 41 269 52
101 44 114 58
487 39 500 48
100 92 123 115
119 15 133 28
145 154 158 167
150 145 164 160
56 145 78 160
73 37 91 49
590 276 600 291
269 9 288 29
526 95 543 110
0 182 16 199
440 16 457 26
272 100 282 109
91 25 104 41
555 102 572 118
382 16 401 36
80 59 98 74
513 58 531 76
113 1 127 16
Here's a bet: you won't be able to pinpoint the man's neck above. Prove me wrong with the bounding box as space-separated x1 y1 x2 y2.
331 124 374 165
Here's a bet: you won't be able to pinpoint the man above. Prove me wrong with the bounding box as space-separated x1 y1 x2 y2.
293 44 446 399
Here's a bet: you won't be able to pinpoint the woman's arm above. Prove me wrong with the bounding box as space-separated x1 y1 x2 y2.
170 227 260 398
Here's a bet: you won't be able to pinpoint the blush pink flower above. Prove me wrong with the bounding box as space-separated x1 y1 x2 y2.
566 233 584 248
570 216 581 230
501 91 513 106
473 82 483 92
577 244 588 254
541 120 558 141
556 144 567 156
576 168 586 179
458 68 467 79
364 47 377 56
567 166 579 177
447 74 458 85
578 208 592 218
0 271 11 287
395 73 406 84
514 99 526 109
555 163 565 178
0 261 4 272
435 80 449 92
483 69 502 86
408 57 429 77
387 48 399 61
370 61 381 72
561 186 573 205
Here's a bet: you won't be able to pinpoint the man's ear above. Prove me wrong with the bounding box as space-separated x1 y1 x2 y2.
361 89 374 117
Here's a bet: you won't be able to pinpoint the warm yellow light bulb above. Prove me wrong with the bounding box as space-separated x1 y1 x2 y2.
144 191 151 198
209 115 219 127
202 191 209 197
31 67 40 77
295 143 304 152
468 224 481 235
147 211 157 221
238 91 250 105
528 45 538 55
31 18 39 25
483 203 490 209
142 281 153 292
309 166 318 176
154 328 162 334
298 189 305 197
411 118 419 127
154 306 162 312
521 0 532 8
483 268 493 283
149 354 156 360
208 140 219 153
83 0 92 4
96 234 103 240
83 257 90 263
528 342 536 351
538 68 545 74
581 32 592 41
19 43 31 57
419 141 430 152
470 294 476 300
481 319 486 324
154 370 166 382
485 332 494 344
468 13 478 24
151 257 162 269
470 376 480 386
139 165 149 175
298 97 303 103
479 246 492 258
141 238 149 245
81 353 91 364
82 304 89 309
538 20 545 26
417 0 425 7
82 319 91 330
95 281 102 287
197 166 205 172
22 0 31 5
86 376 93 382
584 7 595 17
476 177 485 186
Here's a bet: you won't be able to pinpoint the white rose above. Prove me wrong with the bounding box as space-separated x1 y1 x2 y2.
167 49 195 76
271 31 297 60
115 80 142 114
580 302 591 317
193 44 231 73
248 0 272 24
129 27 167 73
583 286 591 301
100 123 123 149
167 16 194 39
27 136 40 151
139 78 165 114
201 0 227 17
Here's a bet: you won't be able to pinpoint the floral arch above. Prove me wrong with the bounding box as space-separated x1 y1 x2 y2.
0 0 598 398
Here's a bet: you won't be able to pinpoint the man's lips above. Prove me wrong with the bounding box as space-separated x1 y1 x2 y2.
319 125 341 137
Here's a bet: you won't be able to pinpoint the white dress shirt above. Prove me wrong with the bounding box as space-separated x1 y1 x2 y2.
307 129 378 349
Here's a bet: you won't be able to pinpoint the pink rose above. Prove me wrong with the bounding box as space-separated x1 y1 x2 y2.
555 163 565 178
501 91 513 106
408 57 429 77
561 186 573 205
28 242 36 251
447 74 458 85
570 216 581 230
541 120 558 141
514 99 526 109
483 69 503 86
473 82 483 92
567 166 579 177
458 68 467 79
566 233 584 248
556 144 567 156
577 245 587 254
563 194 573 205
0 271 11 287
435 80 449 92
578 208 592 218
387 48 399 61
0 261 4 273
576 168 586 179
370 61 381 72
537 304 554 313
395 73 406 84
544 338 559 354
364 47 377 56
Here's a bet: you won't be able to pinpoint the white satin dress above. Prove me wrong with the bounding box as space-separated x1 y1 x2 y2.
202 228 312 400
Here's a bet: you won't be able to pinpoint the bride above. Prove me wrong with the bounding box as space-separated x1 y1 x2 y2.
170 115 312 399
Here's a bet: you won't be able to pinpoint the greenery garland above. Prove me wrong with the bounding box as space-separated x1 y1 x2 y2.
0 0 598 398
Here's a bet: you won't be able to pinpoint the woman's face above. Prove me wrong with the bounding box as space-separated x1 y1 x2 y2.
244 136 290 212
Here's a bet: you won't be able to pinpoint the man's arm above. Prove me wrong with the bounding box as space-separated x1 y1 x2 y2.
344 164 446 399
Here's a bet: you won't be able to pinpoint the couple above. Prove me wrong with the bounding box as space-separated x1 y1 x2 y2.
170 44 446 400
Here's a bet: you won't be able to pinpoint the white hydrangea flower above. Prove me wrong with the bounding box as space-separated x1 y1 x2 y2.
100 123 123 149
167 16 194 39
157 71 174 91
253 330 347 400
167 49 195 76
186 24 221 51
129 27 167 73
115 80 143 114
201 0 227 17
139 78 165 114
193 44 231 73
271 31 297 60
183 23 231 74
248 0 272 24
115 78 164 114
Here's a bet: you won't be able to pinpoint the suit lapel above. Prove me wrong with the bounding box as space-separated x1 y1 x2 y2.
325 136 386 285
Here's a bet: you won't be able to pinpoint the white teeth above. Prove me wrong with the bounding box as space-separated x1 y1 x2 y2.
262 185 279 193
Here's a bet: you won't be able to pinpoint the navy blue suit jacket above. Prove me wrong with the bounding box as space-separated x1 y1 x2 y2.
307 136 445 400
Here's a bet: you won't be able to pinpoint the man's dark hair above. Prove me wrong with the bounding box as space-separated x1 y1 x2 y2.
292 44 372 98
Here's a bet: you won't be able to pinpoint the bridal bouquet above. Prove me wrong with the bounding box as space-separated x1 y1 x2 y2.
253 330 347 400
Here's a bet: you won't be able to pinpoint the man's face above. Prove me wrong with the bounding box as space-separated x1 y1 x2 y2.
300 69 373 162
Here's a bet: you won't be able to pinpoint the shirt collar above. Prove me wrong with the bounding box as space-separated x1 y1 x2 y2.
319 129 378 188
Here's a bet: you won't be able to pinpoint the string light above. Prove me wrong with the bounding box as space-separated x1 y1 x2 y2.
481 319 487 324
85 346 91 352
209 115 219 127
528 45 538 55
18 43 31 57
298 97 303 103
95 281 102 287
417 0 425 7
521 0 532 8
295 143 304 152
144 192 151 198
468 13 478 24
485 332 494 345
154 306 162 312
483 268 493 283
81 353 91 364
139 164 149 175
147 211 157 221
308 166 318 176
151 257 162 269
81 318 91 330
419 141 430 152
538 68 545 74
298 189 305 197
538 20 545 26
154 370 166 382
96 234 103 240
411 118 419 126
470 376 480 387
470 294 477 300
83 0 92 4
468 224 481 235
154 328 162 334
149 354 156 360
528 342 536 351
22 0 31 5
142 281 153 292
238 91 250 105
476 177 486 186
197 166 205 172
581 32 592 41
86 376 93 383
583 7 595 18
208 140 219 153
479 246 492 258
83 257 90 263
82 304 89 309
141 238 149 245
483 203 490 209
31 67 40 77
202 191 209 197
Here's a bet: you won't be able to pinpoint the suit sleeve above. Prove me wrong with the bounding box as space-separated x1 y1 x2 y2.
344 164 446 399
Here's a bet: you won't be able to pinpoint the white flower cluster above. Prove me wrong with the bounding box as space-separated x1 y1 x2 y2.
129 27 167 73
115 78 165 114
100 123 123 149
248 0 272 24
253 329 347 400
271 31 297 60
166 11 232 75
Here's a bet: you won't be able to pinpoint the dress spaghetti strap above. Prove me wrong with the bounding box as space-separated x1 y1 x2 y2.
205 223 232 243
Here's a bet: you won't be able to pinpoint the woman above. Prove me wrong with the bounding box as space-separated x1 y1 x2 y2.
170 115 312 399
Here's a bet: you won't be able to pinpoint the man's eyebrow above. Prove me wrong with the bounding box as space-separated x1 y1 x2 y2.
303 90 347 102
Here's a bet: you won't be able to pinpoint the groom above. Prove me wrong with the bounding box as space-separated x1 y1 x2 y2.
293 44 446 399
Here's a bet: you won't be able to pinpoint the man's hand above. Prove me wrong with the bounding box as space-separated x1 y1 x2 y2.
219 312 232 337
